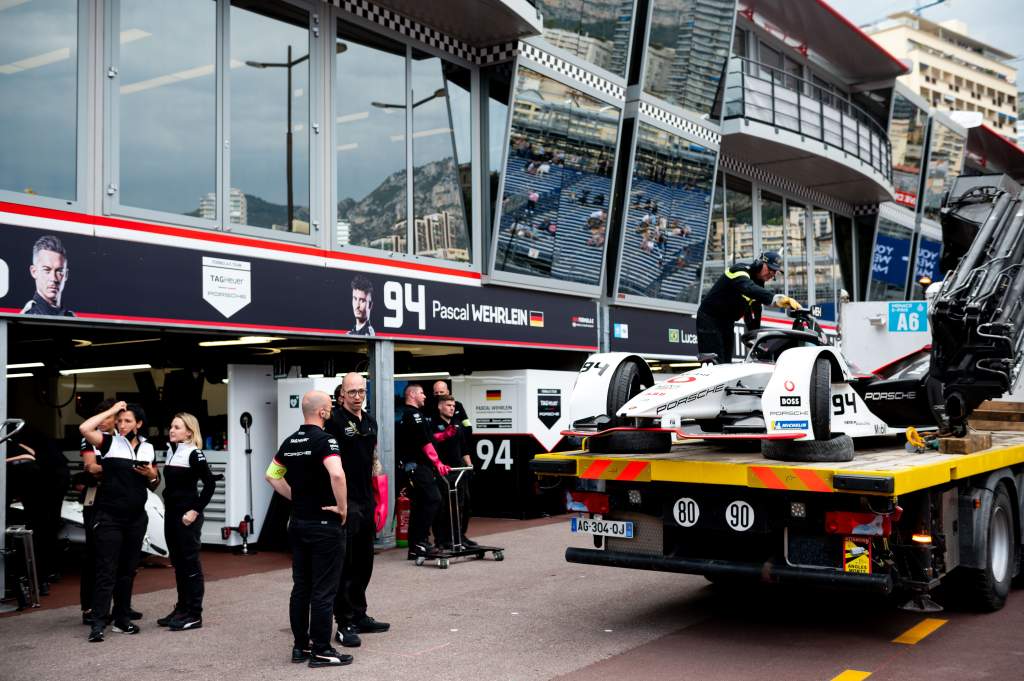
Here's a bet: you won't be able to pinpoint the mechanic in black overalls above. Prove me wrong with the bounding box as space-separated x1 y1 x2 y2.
78 398 117 625
431 380 475 545
265 390 351 668
430 394 473 549
397 383 450 559
326 373 390 649
696 251 800 363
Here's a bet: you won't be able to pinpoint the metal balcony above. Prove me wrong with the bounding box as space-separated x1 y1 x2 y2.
721 57 894 205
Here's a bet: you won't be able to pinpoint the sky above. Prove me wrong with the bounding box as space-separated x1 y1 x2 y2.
829 0 1022 75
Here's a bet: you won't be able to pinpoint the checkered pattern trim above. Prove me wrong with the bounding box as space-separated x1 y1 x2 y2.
719 154 853 215
639 102 720 146
853 204 880 216
518 42 625 100
334 0 518 65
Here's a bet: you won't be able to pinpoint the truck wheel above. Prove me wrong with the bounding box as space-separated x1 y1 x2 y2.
589 359 672 454
809 356 831 440
761 434 854 462
959 484 1016 611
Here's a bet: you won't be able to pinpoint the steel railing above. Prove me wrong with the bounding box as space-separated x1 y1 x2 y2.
723 57 892 182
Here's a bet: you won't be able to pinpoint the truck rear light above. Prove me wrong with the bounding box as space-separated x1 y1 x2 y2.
912 533 932 544
567 490 610 514
790 502 806 518
824 511 892 537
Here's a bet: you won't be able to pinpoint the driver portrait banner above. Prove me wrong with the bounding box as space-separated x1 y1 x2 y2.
0 219 597 351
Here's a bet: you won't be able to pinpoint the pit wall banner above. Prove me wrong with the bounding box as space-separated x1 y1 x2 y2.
0 220 598 351
609 306 698 357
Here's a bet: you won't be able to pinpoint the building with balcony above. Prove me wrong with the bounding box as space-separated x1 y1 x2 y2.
866 13 1018 140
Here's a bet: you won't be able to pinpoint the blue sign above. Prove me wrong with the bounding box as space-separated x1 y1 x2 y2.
915 237 942 282
888 301 928 333
872 232 912 287
773 420 809 430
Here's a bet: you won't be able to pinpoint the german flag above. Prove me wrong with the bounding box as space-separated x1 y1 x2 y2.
529 311 544 327
485 390 502 401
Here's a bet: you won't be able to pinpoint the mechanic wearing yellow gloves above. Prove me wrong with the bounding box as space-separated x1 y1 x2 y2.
696 251 800 363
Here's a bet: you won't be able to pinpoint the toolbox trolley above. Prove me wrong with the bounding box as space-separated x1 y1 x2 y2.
414 466 504 569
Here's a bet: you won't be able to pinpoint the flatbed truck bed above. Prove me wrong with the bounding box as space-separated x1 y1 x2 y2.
530 433 1024 611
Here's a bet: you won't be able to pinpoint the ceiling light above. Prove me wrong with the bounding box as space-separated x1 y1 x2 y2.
7 362 43 369
198 336 284 347
59 363 152 376
394 372 450 379
6 372 32 379
308 373 324 378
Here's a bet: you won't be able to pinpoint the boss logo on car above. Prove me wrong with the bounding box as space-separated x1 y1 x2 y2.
780 396 801 406
864 391 917 400
655 384 725 413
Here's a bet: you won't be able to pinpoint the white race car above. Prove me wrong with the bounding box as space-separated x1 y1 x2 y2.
564 310 922 462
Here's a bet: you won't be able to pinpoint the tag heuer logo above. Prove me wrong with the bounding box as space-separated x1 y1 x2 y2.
289 395 300 408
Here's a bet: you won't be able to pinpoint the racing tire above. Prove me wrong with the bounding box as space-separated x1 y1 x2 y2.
761 434 854 462
588 358 672 454
955 484 1016 611
809 356 831 440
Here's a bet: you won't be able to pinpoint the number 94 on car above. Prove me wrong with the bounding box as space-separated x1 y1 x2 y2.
570 516 634 539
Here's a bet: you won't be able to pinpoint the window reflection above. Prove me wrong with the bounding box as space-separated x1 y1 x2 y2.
811 209 837 321
910 234 942 300
411 51 471 262
785 201 807 303
618 123 715 304
336 23 406 253
868 217 912 301
922 121 965 223
534 0 633 78
119 0 216 218
0 0 77 200
493 68 620 287
889 92 926 209
702 172 726 294
230 1 310 233
760 190 783 268
485 63 513 236
702 174 753 297
644 0 735 117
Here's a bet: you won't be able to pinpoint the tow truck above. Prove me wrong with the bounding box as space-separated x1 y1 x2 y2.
531 175 1024 611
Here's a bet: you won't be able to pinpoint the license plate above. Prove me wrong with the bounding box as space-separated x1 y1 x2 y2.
571 517 634 539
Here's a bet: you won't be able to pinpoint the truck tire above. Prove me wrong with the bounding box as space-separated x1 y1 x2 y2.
957 483 1016 611
589 359 671 454
810 356 831 440
761 434 854 462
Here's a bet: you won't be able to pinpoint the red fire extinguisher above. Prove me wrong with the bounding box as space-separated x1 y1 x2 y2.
395 491 411 548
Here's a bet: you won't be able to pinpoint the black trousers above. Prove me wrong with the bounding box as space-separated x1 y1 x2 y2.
80 503 97 611
165 506 205 615
408 465 441 550
334 503 374 626
696 311 735 364
288 518 344 652
91 509 147 623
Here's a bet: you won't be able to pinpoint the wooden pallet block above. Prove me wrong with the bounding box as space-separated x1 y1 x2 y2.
939 430 993 454
969 401 1024 432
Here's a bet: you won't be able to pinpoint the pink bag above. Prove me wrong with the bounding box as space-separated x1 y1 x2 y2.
372 474 389 533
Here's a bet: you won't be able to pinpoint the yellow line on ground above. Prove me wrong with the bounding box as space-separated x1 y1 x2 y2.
892 617 948 645
830 670 871 681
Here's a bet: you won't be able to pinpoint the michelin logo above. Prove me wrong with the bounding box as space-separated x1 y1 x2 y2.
773 420 809 430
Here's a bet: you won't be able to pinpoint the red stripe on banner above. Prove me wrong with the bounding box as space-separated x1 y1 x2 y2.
750 466 788 490
616 461 648 481
793 469 832 493
0 201 480 281
580 460 612 479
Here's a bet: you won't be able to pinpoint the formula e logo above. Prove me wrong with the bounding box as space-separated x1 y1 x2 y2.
780 396 802 407
784 380 795 392
773 420 808 430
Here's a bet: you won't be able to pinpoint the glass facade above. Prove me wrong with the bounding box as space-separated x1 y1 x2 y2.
617 122 716 304
119 0 216 218
0 0 78 201
643 0 735 117
922 120 966 223
230 1 311 233
910 233 942 300
889 92 926 210
484 63 513 236
411 51 471 262
785 201 808 303
868 216 913 301
533 0 634 78
493 67 620 287
811 209 838 321
335 22 407 253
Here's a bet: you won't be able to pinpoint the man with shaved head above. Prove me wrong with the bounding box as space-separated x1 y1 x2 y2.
398 383 450 559
325 373 389 648
265 390 351 668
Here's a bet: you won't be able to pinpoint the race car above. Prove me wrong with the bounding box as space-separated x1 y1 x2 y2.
564 309 939 462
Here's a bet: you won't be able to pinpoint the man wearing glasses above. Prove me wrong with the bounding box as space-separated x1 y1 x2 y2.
326 373 390 648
